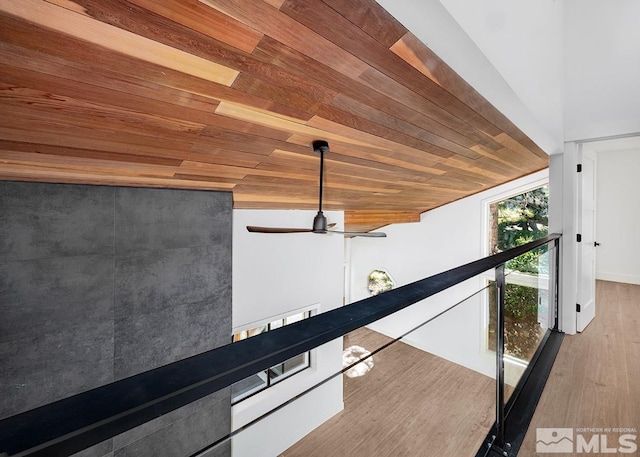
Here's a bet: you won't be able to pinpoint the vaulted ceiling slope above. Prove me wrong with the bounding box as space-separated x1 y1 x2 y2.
0 0 548 232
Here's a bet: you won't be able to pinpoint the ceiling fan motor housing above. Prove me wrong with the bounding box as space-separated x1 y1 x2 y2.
312 211 328 232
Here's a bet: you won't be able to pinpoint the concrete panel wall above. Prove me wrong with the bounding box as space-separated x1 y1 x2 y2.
0 181 232 457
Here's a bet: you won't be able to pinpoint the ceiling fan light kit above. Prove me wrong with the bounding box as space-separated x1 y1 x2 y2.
246 141 386 238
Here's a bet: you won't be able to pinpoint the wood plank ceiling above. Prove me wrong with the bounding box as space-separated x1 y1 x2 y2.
0 0 549 232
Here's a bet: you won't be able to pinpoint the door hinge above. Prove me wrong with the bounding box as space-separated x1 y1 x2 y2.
577 304 581 312
577 163 583 172
577 233 582 242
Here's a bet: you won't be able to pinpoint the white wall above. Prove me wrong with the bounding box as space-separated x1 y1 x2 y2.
595 149 640 284
231 210 345 457
348 170 549 377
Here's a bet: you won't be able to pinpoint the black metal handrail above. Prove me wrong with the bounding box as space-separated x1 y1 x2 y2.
0 233 561 456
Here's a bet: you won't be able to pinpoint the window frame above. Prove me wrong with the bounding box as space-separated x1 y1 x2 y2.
480 179 550 360
230 307 315 404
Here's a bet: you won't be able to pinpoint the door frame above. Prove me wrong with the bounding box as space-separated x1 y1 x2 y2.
576 146 597 331
554 141 596 335
550 143 579 334
553 134 638 334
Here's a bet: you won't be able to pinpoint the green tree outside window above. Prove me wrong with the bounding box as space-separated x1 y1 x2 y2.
488 185 549 360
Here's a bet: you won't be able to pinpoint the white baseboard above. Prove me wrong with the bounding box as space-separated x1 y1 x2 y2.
596 271 640 286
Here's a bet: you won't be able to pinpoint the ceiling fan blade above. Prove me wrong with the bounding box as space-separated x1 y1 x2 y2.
246 223 336 234
328 230 387 238
246 226 313 233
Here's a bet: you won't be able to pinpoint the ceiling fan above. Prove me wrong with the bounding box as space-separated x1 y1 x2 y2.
246 140 386 238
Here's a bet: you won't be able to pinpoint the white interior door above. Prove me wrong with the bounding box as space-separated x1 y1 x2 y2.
577 146 597 332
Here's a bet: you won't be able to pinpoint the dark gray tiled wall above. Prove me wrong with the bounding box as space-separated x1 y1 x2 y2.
0 183 116 418
0 182 232 457
0 183 114 262
113 389 231 457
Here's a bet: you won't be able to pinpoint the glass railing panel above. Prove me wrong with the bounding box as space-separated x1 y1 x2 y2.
0 235 561 457
501 242 555 403
218 275 498 457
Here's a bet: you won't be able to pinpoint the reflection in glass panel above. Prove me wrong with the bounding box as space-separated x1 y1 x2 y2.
231 371 268 402
269 352 309 384
248 325 268 338
232 330 248 343
367 269 395 296
487 280 547 360
269 319 283 330
488 244 551 402
284 312 306 325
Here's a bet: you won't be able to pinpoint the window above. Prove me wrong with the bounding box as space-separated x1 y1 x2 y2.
231 310 312 403
486 185 549 361
488 185 549 256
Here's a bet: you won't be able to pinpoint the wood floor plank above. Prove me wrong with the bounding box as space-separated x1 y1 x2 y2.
520 280 640 454
280 327 494 457
278 281 640 457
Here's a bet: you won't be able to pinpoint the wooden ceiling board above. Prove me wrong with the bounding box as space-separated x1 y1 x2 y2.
0 140 184 167
320 0 407 49
125 0 264 54
285 140 445 181
391 31 548 160
0 0 548 232
67 0 342 111
0 165 238 190
328 93 496 152
6 0 239 86
282 0 503 138
249 34 508 155
0 19 318 123
199 0 371 80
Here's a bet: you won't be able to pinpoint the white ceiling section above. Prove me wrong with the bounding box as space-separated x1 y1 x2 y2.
564 0 640 141
378 0 640 150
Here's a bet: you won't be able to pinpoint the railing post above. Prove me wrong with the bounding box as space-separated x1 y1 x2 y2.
553 238 561 331
495 263 506 449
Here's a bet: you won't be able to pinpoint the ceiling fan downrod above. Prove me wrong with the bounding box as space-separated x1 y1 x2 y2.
245 140 386 237
312 140 330 233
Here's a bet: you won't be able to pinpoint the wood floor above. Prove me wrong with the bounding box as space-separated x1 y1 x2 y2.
520 280 640 455
280 327 495 457
280 280 640 457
